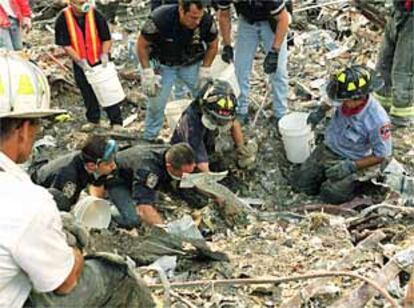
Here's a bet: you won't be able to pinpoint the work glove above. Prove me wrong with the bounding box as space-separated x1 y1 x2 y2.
221 45 234 64
141 68 161 97
76 59 93 73
197 66 211 89
263 48 279 74
237 140 258 169
100 53 109 68
60 212 89 250
307 107 327 128
22 17 31 33
325 160 357 181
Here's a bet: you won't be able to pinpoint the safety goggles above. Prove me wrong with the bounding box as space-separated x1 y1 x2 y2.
97 139 118 164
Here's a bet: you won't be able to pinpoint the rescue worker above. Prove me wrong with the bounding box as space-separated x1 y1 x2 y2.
31 135 118 211
136 0 219 142
217 0 290 126
0 0 31 50
374 0 414 126
291 65 392 204
55 0 124 132
106 143 200 228
171 79 257 172
0 53 153 308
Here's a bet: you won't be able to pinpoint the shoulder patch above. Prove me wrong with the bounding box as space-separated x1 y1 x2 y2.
380 123 391 140
145 173 159 189
142 19 159 35
62 182 77 199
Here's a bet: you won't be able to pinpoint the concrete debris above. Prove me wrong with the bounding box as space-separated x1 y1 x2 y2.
22 0 414 306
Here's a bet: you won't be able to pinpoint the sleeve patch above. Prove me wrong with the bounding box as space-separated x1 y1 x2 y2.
380 124 391 140
62 182 77 199
145 173 159 189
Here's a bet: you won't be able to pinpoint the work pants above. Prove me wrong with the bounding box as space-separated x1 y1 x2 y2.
376 11 414 124
290 144 360 204
73 64 123 126
0 17 22 50
29 259 154 307
143 62 199 141
234 17 288 119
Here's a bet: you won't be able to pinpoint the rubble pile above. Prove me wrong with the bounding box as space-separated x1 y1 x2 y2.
23 0 414 306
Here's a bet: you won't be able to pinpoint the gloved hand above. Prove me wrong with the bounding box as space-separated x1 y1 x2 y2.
141 68 161 97
263 48 279 74
197 66 211 89
221 45 234 63
22 17 31 33
237 140 258 169
307 107 327 127
325 160 357 181
76 59 93 72
60 212 89 250
100 53 109 68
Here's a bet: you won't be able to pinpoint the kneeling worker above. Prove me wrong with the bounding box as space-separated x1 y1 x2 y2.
31 135 117 211
106 143 199 228
171 79 257 172
291 65 392 204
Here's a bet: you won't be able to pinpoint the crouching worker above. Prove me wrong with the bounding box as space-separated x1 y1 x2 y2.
106 143 201 228
55 0 124 132
290 65 392 204
31 135 117 211
170 79 257 172
0 54 153 308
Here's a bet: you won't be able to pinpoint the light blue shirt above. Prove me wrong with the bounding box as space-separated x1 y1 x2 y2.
325 95 392 160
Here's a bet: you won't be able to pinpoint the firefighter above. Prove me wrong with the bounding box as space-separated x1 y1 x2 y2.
291 65 392 204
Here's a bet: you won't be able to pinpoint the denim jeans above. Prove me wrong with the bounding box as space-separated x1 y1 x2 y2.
234 17 288 119
143 62 200 140
0 17 23 50
107 182 140 229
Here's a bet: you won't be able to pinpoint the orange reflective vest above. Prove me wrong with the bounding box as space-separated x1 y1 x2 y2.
63 7 102 65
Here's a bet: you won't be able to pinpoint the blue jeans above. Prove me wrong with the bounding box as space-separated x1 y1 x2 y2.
0 17 23 50
107 183 140 229
143 62 200 140
234 17 288 119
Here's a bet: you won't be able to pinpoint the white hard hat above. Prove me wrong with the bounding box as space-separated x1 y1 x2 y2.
0 52 66 119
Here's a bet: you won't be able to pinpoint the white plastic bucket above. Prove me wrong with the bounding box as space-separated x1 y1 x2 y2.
210 58 240 97
164 98 192 131
278 112 315 164
85 62 126 107
73 196 111 229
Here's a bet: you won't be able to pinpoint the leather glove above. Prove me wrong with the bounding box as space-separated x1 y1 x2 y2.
60 212 89 250
307 107 327 127
22 17 31 33
141 68 161 97
237 140 258 169
221 45 234 64
76 59 93 72
197 66 211 89
263 48 279 74
325 160 357 181
100 53 109 68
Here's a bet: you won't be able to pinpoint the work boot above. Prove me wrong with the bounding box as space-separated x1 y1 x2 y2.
81 121 101 132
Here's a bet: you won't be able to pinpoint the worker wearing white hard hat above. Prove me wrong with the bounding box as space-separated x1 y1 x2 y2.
0 52 154 307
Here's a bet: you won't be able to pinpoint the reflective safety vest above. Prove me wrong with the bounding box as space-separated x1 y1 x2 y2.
63 7 102 65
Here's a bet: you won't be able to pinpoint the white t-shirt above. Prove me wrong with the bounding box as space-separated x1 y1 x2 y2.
0 0 16 18
0 152 74 308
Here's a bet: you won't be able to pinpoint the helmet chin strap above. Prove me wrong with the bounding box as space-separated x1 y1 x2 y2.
201 114 218 131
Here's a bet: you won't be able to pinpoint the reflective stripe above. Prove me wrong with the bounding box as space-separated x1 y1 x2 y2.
372 92 393 108
64 8 81 57
88 9 99 64
390 105 414 117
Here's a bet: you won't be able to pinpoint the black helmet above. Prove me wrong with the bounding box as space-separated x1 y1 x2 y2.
199 79 237 126
326 65 383 101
